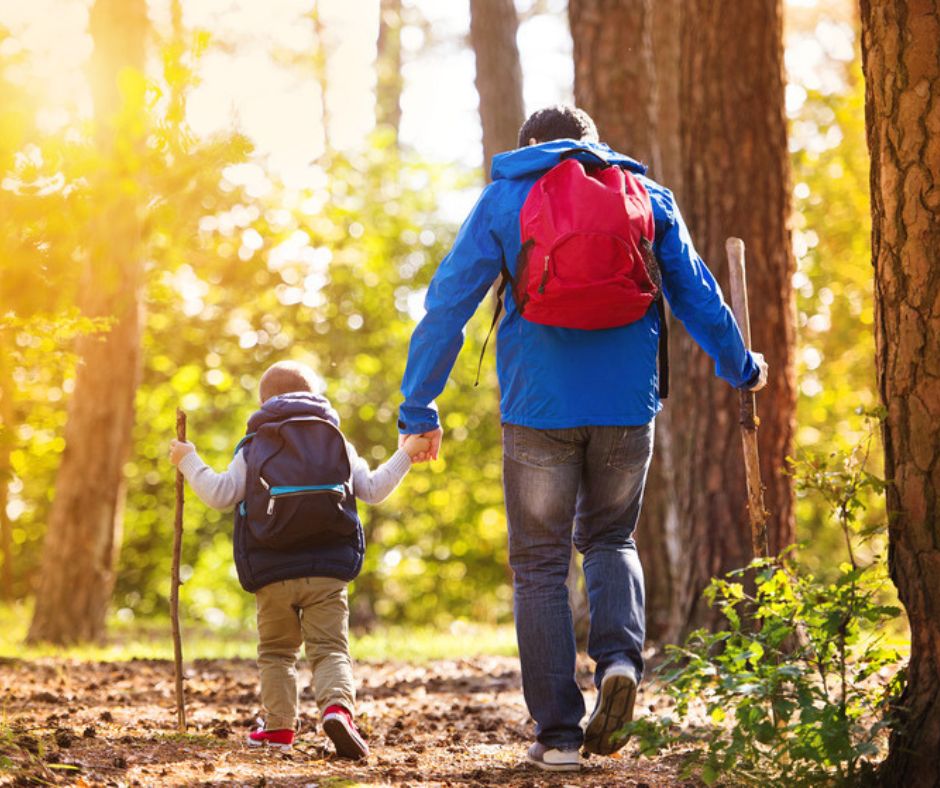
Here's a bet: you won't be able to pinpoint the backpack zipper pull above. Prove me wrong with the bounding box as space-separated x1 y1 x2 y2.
538 255 550 294
267 497 275 515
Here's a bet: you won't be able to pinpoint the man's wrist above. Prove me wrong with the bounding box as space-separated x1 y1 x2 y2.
398 401 440 435
397 418 440 435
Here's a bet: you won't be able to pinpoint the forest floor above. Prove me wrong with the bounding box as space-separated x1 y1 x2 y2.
0 654 695 788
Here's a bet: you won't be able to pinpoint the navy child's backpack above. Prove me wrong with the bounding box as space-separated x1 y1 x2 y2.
232 392 364 592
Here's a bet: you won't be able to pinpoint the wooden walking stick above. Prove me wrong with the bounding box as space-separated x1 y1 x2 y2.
725 238 770 559
171 408 187 731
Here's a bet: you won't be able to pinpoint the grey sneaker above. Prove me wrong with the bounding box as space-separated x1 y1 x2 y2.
526 741 581 772
583 663 638 755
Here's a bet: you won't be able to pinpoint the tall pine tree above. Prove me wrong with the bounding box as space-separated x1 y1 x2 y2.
861 1 940 782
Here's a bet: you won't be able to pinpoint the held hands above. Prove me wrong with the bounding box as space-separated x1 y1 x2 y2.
401 434 432 461
400 426 444 464
749 352 769 392
168 439 195 465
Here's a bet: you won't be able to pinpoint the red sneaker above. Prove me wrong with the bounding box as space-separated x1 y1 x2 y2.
247 720 294 751
322 705 369 759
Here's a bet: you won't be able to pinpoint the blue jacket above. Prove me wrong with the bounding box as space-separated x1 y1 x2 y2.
399 139 759 434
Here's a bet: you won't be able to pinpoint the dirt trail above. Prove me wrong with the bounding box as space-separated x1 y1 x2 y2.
0 656 691 787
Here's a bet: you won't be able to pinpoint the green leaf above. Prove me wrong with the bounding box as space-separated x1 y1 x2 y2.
701 763 719 785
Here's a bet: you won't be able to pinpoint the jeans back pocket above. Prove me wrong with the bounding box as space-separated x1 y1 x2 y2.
503 423 579 468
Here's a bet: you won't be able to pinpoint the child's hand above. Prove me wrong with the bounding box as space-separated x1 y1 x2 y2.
169 439 195 466
402 434 432 461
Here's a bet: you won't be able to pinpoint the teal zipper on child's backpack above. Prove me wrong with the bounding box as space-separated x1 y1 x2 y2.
265 484 345 515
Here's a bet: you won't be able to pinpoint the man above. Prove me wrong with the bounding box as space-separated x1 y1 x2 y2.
398 105 768 772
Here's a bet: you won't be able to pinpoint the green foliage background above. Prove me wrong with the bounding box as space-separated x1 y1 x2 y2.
1 7 888 637
1 31 509 629
788 38 886 575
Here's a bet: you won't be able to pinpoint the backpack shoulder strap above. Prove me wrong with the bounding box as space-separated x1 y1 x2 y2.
234 432 255 457
474 262 512 387
656 297 669 399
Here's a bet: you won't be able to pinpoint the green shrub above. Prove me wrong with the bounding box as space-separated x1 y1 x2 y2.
629 430 905 786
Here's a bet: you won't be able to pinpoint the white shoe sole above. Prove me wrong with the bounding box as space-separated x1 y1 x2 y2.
583 666 638 755
526 753 581 772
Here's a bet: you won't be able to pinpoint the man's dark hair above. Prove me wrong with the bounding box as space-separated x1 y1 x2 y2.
517 105 599 148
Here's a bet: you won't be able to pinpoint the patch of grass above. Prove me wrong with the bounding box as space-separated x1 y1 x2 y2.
0 603 258 661
352 621 518 663
0 601 517 663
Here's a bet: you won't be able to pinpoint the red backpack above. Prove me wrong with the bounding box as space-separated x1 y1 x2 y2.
514 154 658 329
477 149 669 396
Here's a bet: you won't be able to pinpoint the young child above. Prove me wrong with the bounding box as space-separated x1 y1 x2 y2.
169 360 429 759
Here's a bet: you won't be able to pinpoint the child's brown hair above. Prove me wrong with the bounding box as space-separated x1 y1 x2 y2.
258 361 320 403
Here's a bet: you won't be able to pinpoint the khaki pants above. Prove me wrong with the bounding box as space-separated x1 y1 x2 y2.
255 576 355 731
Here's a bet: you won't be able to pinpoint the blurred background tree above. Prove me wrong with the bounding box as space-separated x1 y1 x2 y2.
27 0 151 644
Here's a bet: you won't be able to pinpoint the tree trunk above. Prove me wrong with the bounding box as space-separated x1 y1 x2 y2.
27 0 147 644
375 0 403 140
650 0 682 195
672 0 795 632
469 0 525 181
570 0 660 170
860 2 940 783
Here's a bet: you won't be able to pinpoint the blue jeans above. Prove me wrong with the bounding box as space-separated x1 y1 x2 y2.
502 421 653 749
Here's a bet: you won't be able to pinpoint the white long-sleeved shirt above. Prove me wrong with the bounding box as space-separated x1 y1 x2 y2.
177 441 412 511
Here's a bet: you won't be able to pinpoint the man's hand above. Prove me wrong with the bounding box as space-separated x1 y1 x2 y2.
399 426 444 463
169 439 195 466
749 352 769 392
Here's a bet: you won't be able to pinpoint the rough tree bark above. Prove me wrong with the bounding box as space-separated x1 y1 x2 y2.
27 0 147 644
570 0 660 170
860 2 940 784
375 0 403 140
469 0 526 180
651 0 682 194
672 0 796 632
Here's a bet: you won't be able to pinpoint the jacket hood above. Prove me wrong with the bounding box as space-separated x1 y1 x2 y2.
490 138 647 181
247 391 340 432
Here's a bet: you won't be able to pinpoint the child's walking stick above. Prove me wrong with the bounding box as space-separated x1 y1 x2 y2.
171 408 187 731
725 238 770 559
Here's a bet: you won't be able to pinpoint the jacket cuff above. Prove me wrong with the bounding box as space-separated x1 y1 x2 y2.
737 351 761 389
398 403 440 435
